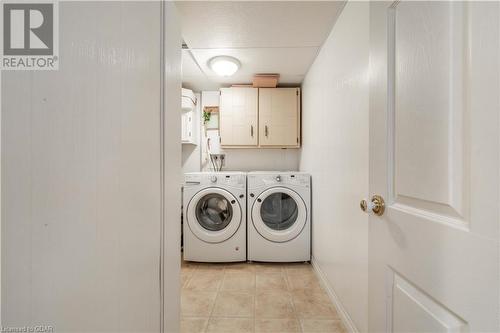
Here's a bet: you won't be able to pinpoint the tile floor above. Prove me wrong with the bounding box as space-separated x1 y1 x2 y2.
181 260 346 333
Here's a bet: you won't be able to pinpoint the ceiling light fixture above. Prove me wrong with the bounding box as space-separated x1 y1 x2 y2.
208 56 240 77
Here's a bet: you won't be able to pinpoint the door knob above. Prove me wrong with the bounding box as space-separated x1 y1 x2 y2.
360 195 385 216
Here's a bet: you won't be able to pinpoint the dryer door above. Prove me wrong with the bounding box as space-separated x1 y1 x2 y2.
187 187 242 243
251 187 307 243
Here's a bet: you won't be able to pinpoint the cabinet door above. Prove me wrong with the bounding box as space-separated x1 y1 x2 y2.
259 88 300 147
181 111 195 144
220 87 258 146
181 111 189 142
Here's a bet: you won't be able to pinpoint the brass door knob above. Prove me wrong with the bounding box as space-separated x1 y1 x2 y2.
360 195 385 216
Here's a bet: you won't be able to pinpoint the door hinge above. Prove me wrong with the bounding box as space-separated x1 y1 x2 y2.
297 137 299 143
296 90 299 96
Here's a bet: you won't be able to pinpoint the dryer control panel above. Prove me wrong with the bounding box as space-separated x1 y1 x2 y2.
247 172 310 188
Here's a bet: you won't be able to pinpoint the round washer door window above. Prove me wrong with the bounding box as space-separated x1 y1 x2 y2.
252 187 307 243
187 188 241 243
195 193 233 231
260 192 298 231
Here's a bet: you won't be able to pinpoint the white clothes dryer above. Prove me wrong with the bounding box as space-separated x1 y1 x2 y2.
247 172 311 262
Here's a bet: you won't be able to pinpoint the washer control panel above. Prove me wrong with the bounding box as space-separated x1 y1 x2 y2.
184 172 246 189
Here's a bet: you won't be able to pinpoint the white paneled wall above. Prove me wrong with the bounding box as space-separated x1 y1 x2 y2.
300 2 369 332
1 2 181 331
200 91 300 172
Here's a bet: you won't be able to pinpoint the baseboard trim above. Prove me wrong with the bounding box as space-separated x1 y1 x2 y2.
311 257 359 333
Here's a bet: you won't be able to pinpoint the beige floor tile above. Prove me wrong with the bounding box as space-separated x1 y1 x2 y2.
206 318 254 333
195 263 226 273
185 272 223 291
225 262 256 273
286 274 323 291
256 273 288 291
181 273 192 289
181 291 217 317
300 319 345 333
182 260 198 268
291 290 330 303
255 291 295 319
221 272 256 292
212 292 255 317
283 263 314 276
181 317 209 333
255 318 301 333
254 263 285 274
182 263 197 272
180 261 344 332
181 263 198 288
292 297 339 319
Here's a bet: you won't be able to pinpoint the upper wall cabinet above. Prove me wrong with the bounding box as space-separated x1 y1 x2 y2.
220 87 258 147
259 88 300 148
219 87 301 148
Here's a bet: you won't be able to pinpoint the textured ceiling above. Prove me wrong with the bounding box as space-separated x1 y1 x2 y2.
176 1 345 92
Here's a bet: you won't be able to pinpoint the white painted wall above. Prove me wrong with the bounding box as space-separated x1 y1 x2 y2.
217 148 300 171
200 91 220 171
299 2 369 332
200 91 300 172
2 2 181 331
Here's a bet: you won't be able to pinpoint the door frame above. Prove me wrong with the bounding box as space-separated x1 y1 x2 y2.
160 2 182 333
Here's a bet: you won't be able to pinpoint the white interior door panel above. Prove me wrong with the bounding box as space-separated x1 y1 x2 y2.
368 2 499 332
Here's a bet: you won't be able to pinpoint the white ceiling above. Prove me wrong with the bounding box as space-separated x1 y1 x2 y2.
176 1 345 92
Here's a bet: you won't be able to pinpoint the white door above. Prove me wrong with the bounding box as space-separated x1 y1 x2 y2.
368 2 499 332
219 87 258 146
259 88 300 147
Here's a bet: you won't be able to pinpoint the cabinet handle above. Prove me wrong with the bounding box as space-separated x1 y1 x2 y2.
251 125 254 137
265 125 269 137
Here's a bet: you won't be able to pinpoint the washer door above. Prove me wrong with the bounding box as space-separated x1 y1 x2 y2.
251 187 307 243
187 187 242 243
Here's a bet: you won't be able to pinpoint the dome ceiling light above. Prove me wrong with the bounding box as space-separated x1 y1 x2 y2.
208 56 241 77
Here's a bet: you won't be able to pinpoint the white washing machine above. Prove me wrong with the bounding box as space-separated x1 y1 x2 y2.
247 172 311 262
183 172 246 262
